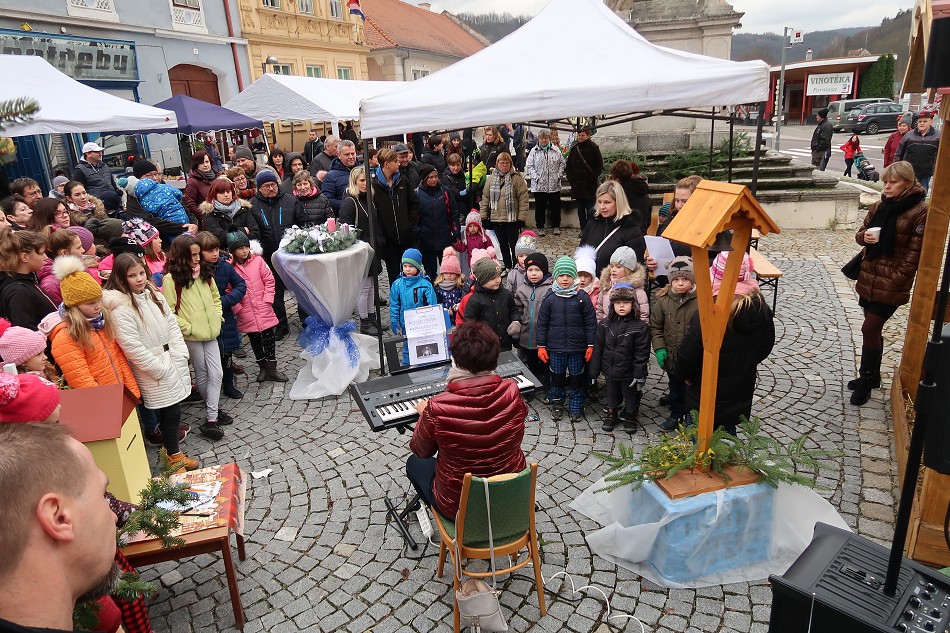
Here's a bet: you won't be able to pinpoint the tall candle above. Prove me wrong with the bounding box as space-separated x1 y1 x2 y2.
327 218 337 232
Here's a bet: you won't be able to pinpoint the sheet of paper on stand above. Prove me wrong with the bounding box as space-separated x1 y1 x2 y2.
644 236 676 276
405 305 449 366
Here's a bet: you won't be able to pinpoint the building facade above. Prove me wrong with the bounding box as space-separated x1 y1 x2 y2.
0 0 250 181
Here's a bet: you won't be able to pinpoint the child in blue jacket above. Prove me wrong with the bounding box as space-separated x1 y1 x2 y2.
390 248 438 365
536 256 597 423
132 160 190 226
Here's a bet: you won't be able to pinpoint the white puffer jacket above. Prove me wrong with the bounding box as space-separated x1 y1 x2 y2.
524 144 565 193
102 288 191 409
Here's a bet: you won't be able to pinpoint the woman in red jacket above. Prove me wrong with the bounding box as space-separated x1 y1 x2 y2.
407 321 527 518
840 134 861 177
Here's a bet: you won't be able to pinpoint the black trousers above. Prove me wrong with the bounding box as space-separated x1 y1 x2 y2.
494 221 521 270
534 192 562 229
266 257 288 328
605 379 640 414
382 243 411 287
156 403 182 455
248 326 277 361
406 455 446 516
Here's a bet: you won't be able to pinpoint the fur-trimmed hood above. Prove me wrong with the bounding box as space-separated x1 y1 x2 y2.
199 199 252 216
599 257 646 290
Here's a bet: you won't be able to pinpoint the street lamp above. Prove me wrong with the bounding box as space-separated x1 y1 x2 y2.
262 55 278 75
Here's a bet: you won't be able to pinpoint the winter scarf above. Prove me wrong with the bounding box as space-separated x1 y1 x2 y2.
866 185 926 258
489 170 516 222
213 199 243 219
198 168 216 182
552 280 580 298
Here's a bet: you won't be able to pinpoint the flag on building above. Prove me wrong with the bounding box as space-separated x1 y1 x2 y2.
347 0 365 21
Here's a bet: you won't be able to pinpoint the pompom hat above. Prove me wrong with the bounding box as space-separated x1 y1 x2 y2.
0 319 47 366
54 256 102 307
514 230 538 256
440 247 462 275
0 373 60 424
122 218 159 246
573 245 597 278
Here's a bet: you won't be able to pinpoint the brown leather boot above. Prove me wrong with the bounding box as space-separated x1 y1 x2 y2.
167 452 200 473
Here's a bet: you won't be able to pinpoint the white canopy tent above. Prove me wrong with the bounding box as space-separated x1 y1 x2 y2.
223 74 398 123
0 55 178 136
359 0 770 137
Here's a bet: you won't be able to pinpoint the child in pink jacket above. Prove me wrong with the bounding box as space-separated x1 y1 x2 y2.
455 210 493 276
228 234 287 382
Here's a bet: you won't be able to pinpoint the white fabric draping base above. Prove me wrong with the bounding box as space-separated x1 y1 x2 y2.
272 242 380 399
569 478 851 589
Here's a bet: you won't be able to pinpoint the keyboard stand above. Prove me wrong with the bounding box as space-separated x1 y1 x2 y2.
384 423 422 550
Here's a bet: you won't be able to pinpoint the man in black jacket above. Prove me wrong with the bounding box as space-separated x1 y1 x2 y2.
302 129 324 165
896 110 941 191
251 170 298 338
810 109 833 171
394 143 421 190
71 141 123 212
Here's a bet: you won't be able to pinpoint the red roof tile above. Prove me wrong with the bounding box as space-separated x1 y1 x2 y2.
361 0 485 58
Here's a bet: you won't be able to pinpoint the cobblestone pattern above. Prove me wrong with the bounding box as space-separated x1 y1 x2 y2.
136 228 897 632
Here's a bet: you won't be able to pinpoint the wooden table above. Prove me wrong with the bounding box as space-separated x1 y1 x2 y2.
121 464 248 629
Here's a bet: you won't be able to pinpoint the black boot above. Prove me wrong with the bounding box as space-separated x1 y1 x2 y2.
850 347 883 406
256 360 268 382
264 360 289 382
551 399 564 421
360 318 380 336
601 408 619 432
623 409 640 432
222 365 243 399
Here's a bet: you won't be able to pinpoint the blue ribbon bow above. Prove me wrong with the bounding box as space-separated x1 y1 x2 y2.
297 315 361 367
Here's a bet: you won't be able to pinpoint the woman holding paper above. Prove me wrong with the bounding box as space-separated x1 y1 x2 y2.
577 180 645 276
850 161 928 406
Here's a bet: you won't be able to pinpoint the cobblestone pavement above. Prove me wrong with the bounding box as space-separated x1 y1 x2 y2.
138 227 902 633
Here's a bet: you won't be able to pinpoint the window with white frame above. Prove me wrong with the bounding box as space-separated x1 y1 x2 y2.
173 0 199 8
329 0 343 18
66 0 119 21
412 69 429 81
297 0 313 13
337 67 351 80
261 0 280 8
271 63 293 75
306 65 324 78
169 0 207 32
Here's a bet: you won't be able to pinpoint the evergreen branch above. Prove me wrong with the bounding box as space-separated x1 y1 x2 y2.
0 98 40 132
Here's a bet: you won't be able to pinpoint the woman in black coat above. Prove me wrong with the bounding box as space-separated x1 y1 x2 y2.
672 278 775 435
339 166 384 334
609 160 652 236
578 180 646 276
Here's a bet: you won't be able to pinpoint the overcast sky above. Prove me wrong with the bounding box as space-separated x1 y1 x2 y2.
430 0 913 35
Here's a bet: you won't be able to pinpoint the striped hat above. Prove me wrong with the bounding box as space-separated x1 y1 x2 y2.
401 248 424 273
552 256 577 279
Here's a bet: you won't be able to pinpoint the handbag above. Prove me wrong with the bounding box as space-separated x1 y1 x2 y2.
454 479 509 632
841 249 864 280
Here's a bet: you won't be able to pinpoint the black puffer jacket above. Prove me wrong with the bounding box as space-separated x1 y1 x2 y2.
372 169 419 249
590 309 650 381
441 167 468 213
673 291 775 433
0 272 58 330
199 200 261 250
579 213 646 276
536 291 597 354
896 127 941 180
479 141 507 171
339 192 383 276
463 285 520 350
251 191 298 256
618 176 652 235
420 148 447 174
294 190 333 226
415 183 459 253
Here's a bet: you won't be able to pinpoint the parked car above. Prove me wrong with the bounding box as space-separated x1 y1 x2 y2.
827 98 894 131
842 102 905 134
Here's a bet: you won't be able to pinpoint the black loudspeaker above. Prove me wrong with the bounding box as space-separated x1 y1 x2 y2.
923 323 950 474
923 17 950 89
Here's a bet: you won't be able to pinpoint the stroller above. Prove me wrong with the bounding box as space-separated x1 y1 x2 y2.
854 152 879 182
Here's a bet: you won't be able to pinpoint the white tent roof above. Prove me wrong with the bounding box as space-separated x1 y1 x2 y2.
223 74 398 123
359 0 770 138
0 55 178 136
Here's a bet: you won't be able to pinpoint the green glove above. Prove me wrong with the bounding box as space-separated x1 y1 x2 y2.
655 348 668 369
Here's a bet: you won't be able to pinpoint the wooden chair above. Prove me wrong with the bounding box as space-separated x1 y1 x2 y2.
433 464 546 633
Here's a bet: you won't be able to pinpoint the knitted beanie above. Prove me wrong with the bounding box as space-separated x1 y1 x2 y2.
256 170 280 188
122 218 159 246
609 282 636 303
552 255 577 279
227 231 251 251
440 247 462 275
711 251 753 283
0 318 47 366
108 237 145 259
573 245 597 278
132 160 158 179
0 373 60 423
52 175 69 189
899 112 913 128
524 252 548 276
514 230 538 256
233 146 254 161
465 210 483 231
401 248 424 273
609 246 638 271
418 164 437 182
666 256 695 283
472 257 501 287
70 226 95 252
54 256 102 307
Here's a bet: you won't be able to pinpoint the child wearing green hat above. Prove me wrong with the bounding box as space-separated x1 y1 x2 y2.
536 256 597 422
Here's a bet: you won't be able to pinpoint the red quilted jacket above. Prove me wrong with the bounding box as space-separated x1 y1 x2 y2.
410 374 527 517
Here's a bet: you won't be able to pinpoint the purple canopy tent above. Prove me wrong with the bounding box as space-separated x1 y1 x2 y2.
151 94 263 134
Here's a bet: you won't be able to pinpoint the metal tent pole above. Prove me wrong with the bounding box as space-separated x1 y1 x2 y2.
750 102 767 197
728 107 735 183
708 107 716 174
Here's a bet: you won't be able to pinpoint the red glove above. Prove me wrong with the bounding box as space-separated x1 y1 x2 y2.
537 347 549 364
584 346 593 362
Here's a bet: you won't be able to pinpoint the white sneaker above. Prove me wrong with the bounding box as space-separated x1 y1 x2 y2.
553 228 561 236
537 228 546 237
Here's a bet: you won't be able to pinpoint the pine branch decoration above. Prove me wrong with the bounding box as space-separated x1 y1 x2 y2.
0 98 40 132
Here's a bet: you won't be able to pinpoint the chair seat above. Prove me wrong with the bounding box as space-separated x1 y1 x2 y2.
432 511 524 550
